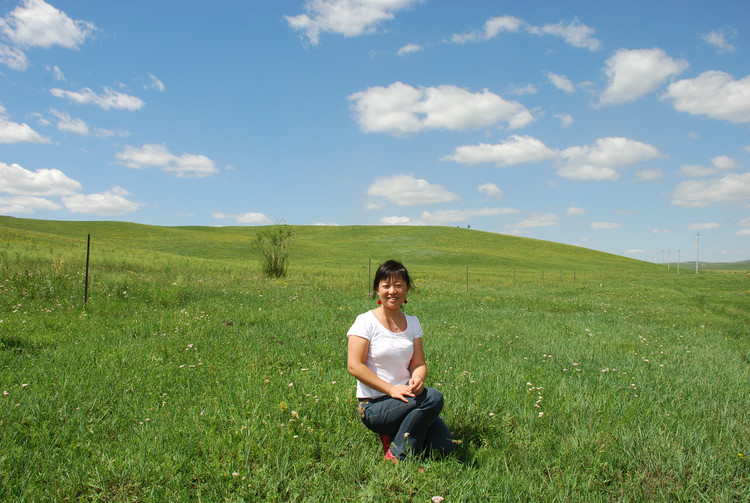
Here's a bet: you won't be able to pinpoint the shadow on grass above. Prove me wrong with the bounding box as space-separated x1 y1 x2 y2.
0 335 52 354
448 420 493 467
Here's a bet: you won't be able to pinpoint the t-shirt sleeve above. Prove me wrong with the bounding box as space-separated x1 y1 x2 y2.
411 315 423 339
347 313 372 341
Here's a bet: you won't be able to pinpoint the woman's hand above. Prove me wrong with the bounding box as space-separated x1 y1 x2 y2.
388 384 415 402
408 375 425 395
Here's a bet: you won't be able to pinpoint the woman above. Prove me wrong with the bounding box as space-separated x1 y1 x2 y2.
347 260 454 463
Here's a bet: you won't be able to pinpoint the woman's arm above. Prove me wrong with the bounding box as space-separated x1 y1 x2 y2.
347 335 415 402
408 338 427 395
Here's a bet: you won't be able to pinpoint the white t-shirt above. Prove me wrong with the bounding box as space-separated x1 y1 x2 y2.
347 310 423 399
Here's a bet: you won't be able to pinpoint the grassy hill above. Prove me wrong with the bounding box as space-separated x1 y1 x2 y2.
0 215 659 276
1 216 748 501
690 260 750 271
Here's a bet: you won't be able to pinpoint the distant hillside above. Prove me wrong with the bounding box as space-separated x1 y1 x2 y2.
0 216 665 275
687 261 750 272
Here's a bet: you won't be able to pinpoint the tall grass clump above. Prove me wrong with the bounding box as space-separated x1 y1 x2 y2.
255 224 294 278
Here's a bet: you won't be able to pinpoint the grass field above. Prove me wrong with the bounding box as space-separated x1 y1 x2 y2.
1 217 748 502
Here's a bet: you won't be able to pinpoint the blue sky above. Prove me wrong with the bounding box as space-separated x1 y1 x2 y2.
1 0 749 263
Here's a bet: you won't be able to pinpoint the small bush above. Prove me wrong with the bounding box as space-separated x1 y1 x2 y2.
255 224 294 278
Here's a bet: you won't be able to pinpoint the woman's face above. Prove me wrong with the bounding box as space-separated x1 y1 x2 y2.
376 274 409 309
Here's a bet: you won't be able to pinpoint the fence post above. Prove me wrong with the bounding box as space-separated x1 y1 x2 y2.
84 234 91 306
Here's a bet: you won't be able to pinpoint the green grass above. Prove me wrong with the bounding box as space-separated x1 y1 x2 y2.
1 217 748 501
692 260 750 272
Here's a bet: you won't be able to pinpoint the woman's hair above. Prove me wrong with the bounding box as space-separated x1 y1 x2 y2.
373 260 412 291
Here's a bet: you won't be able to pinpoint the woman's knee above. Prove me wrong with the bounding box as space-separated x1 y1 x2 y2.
420 387 444 412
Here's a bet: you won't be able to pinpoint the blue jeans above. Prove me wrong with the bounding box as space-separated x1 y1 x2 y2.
357 387 455 460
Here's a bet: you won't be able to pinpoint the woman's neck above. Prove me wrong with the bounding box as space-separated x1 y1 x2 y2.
377 305 405 330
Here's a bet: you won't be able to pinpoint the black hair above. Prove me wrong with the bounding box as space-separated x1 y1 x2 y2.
373 260 412 292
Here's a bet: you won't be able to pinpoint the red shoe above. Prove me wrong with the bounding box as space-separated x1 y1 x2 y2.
379 434 391 454
384 449 399 465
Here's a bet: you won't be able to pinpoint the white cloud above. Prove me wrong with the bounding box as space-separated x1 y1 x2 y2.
286 0 422 45
635 168 663 181
396 43 421 56
47 64 65 81
712 155 738 171
0 0 96 49
515 212 560 228
93 126 128 138
577 137 658 167
0 103 49 143
50 86 145 111
478 182 503 199
0 162 81 196
348 81 534 134
557 164 619 181
50 109 88 135
63 186 140 215
380 216 415 225
679 155 739 177
702 27 737 53
663 71 750 123
737 229 750 237
679 164 715 178
452 16 600 51
379 206 519 226
116 144 174 168
527 18 601 51
590 221 621 230
116 144 219 178
546 71 575 93
566 205 586 215
0 195 60 214
600 48 688 105
555 113 574 128
165 153 218 178
212 212 272 225
366 174 459 206
507 83 538 96
364 198 382 211
688 222 720 230
0 43 27 70
484 15 524 38
444 135 662 182
148 73 166 92
452 15 523 44
420 207 519 225
559 137 663 181
672 172 750 208
441 135 556 167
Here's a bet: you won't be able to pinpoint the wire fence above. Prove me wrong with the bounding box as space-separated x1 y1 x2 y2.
362 259 702 296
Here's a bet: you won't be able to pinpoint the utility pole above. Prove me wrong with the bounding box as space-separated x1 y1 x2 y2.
696 232 700 274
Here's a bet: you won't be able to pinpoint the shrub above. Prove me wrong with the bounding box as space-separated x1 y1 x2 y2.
254 224 294 278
